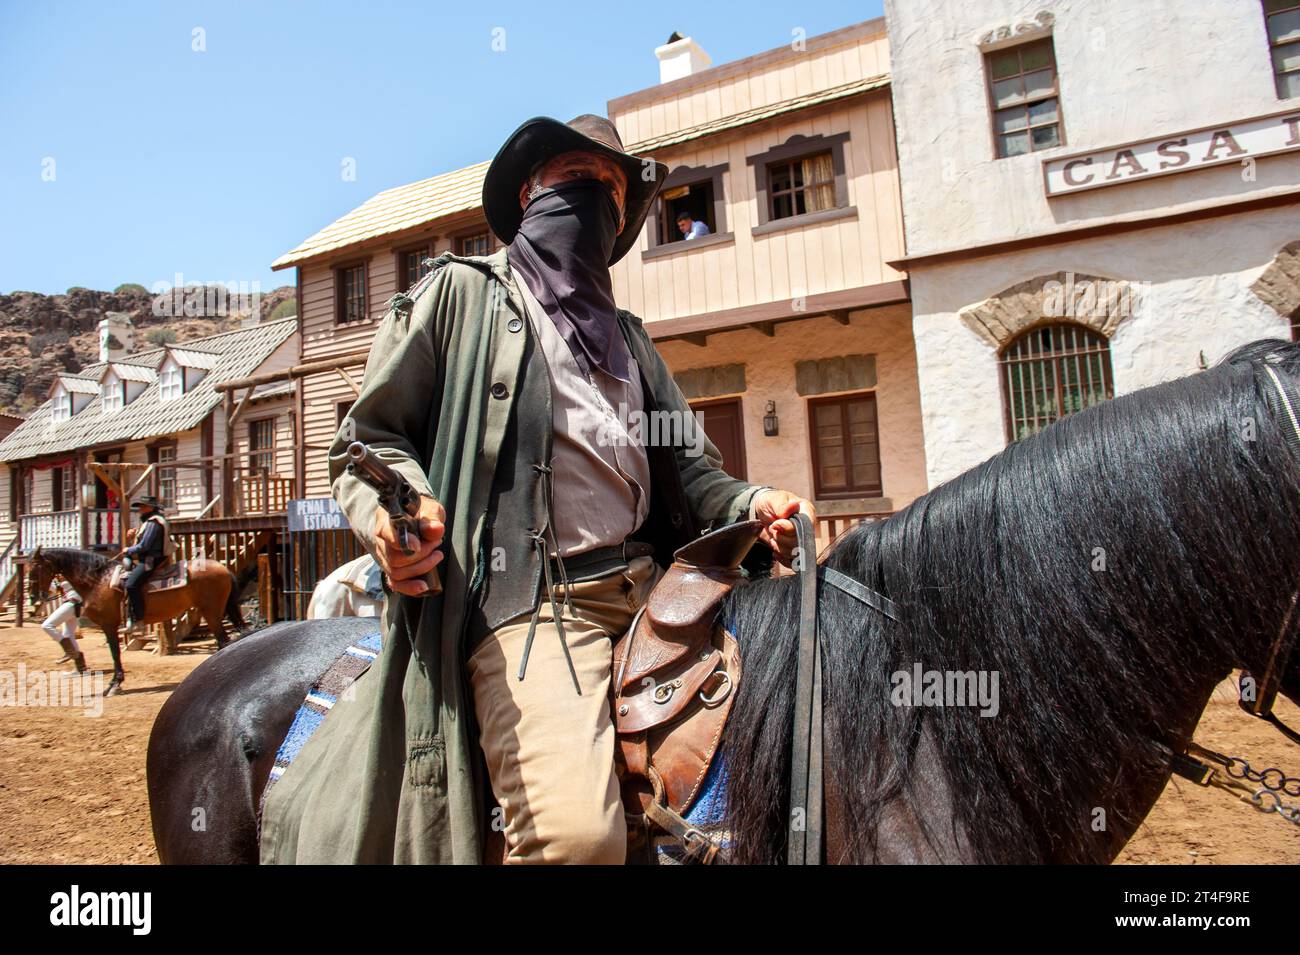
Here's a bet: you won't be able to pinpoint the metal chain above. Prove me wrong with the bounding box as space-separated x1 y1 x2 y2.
1187 742 1300 826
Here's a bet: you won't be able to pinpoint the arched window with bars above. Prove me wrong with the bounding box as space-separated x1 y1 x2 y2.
1000 323 1114 441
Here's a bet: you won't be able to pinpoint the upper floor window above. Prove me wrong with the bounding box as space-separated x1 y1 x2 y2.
249 417 276 475
51 464 75 512
51 386 71 423
101 373 124 415
1000 323 1113 441
457 232 493 257
748 132 852 235
770 152 835 220
986 38 1064 158
159 359 183 401
808 391 883 500
399 246 433 291
1265 0 1300 98
644 164 730 256
336 263 367 324
151 444 177 508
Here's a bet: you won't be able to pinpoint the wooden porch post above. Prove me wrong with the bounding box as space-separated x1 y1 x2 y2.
76 453 87 548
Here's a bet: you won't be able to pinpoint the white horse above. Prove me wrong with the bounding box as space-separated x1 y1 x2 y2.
306 554 384 619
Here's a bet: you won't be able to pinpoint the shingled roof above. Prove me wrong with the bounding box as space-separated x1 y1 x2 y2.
271 161 491 270
269 71 889 271
0 318 297 463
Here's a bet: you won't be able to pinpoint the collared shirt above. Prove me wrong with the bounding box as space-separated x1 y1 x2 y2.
682 220 711 240
514 274 652 558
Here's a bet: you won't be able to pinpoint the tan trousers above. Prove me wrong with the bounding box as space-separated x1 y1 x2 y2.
467 554 662 864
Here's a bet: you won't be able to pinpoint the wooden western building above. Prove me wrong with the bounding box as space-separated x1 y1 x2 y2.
272 18 928 551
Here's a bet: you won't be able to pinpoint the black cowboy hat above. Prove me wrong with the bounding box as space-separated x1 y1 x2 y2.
482 114 669 266
131 495 164 511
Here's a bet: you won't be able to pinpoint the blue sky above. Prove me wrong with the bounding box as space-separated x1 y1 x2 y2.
0 0 883 296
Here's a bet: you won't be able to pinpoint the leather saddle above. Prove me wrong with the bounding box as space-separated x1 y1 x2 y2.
109 556 188 594
612 518 765 863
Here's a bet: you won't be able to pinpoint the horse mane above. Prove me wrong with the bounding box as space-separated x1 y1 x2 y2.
37 548 113 580
721 338 1300 863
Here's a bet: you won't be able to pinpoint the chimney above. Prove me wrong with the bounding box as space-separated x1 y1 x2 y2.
655 32 712 84
98 312 134 363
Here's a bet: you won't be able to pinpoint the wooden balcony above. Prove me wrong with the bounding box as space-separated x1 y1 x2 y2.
234 472 295 516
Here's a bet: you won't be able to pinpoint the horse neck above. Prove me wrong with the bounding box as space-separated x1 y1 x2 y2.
48 551 109 595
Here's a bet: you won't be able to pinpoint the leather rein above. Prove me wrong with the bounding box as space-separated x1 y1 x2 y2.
787 510 899 864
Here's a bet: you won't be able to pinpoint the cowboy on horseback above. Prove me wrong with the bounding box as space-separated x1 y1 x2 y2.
258 114 815 866
119 495 175 635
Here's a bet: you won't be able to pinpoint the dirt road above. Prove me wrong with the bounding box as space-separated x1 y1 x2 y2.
0 623 1296 864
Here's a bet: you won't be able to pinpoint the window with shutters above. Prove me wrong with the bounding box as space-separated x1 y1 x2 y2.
1000 323 1114 441
808 392 883 499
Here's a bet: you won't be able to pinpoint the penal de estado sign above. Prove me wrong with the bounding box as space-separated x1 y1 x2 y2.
1042 108 1300 197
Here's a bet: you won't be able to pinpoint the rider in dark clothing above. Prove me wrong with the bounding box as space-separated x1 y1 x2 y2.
123 496 168 629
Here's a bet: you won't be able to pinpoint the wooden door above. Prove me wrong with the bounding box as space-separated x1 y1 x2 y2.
690 397 748 482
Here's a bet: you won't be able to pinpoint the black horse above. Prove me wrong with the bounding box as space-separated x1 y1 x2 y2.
147 617 378 864
147 340 1300 864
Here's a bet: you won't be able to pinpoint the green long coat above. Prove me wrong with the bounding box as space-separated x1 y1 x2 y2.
259 247 762 864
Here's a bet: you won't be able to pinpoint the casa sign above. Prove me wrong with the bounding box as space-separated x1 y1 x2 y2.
1043 108 1300 196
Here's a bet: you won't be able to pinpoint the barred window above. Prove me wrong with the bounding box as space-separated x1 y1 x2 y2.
336 264 367 324
986 38 1064 158
1000 324 1114 441
1264 0 1300 99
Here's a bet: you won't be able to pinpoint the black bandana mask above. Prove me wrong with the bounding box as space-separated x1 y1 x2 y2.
507 178 632 382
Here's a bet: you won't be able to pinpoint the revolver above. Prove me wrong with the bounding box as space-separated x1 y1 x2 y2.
345 441 442 595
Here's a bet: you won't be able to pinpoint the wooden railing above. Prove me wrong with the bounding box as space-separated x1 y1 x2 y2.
86 508 124 548
815 511 895 552
234 473 295 516
18 510 80 552
0 538 17 615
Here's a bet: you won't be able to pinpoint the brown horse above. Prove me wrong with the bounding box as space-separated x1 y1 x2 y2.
27 546 246 696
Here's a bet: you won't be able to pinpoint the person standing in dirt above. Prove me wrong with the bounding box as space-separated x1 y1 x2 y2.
40 574 86 674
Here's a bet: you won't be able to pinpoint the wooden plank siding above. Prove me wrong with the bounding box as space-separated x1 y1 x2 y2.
608 98 905 326
283 18 907 499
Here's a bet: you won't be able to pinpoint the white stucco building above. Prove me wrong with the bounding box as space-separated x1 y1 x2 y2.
883 0 1300 486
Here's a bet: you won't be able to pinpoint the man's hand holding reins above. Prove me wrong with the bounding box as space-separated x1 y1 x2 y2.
752 488 817 568
372 495 446 596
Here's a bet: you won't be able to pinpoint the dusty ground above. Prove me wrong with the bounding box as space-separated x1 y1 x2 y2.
0 623 1297 864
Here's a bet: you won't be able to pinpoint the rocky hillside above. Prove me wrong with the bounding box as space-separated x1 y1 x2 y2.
0 284 296 415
